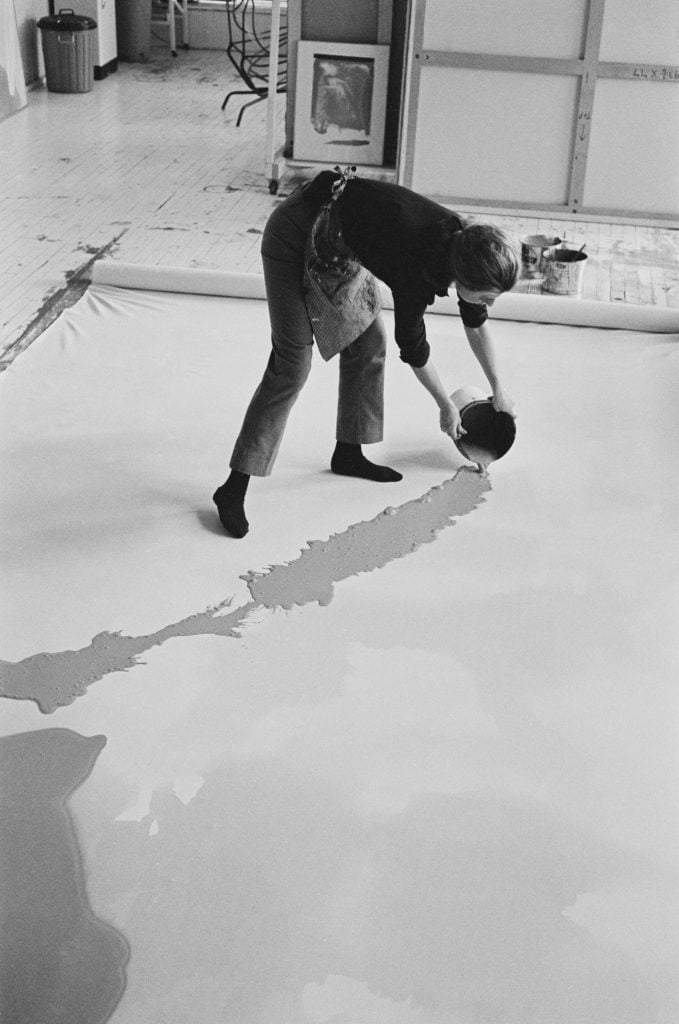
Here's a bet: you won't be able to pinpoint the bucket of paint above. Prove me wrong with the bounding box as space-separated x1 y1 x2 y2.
450 386 516 467
520 234 562 277
542 246 588 295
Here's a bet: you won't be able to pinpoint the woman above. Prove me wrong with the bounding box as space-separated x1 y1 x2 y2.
214 167 519 538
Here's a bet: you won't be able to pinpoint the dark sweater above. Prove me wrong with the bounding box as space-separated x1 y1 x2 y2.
307 171 488 367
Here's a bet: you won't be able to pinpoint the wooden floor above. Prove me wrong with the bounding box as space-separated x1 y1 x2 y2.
1 46 678 369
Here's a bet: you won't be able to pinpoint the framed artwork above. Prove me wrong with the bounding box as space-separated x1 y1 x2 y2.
293 41 390 166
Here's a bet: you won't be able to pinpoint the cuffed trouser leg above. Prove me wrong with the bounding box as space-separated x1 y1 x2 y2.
229 255 314 477
336 313 387 444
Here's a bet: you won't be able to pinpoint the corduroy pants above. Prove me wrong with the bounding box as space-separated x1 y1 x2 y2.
229 188 386 477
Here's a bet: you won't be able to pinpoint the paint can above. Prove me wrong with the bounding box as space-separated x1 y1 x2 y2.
450 386 516 467
520 234 562 277
542 246 588 295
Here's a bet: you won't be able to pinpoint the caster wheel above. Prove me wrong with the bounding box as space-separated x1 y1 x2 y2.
268 179 279 195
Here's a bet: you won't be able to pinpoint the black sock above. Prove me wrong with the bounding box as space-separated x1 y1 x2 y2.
330 442 402 483
213 470 250 538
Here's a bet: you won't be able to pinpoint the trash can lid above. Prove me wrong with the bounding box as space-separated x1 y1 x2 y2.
38 8 97 30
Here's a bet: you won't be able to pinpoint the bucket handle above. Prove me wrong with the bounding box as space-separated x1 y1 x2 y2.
55 10 77 43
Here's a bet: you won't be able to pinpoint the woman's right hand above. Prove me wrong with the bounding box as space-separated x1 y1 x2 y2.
439 399 466 441
409 361 467 441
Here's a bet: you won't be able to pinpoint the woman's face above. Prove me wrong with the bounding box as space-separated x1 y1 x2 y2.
456 285 503 307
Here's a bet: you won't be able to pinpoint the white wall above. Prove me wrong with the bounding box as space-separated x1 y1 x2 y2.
421 0 588 59
407 0 679 220
14 0 47 84
1 0 27 119
412 68 578 206
599 0 679 64
585 81 679 215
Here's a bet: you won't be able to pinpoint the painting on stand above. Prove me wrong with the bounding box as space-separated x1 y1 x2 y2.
293 41 389 166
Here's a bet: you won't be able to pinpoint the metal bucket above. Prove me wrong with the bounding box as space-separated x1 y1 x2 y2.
450 386 516 468
520 234 562 278
542 247 588 295
38 9 96 93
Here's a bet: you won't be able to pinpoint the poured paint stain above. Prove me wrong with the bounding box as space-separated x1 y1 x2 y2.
203 185 243 194
0 467 489 712
243 466 490 610
2 233 127 373
0 599 256 715
0 729 129 1024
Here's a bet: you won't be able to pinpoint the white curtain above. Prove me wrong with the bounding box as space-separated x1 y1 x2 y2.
1 0 28 121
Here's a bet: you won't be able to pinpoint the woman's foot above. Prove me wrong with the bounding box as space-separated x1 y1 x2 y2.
213 471 250 538
331 442 402 482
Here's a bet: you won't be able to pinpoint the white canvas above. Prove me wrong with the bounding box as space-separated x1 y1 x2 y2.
1 283 678 1024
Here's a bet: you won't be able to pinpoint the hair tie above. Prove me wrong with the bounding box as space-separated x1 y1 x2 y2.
331 165 358 201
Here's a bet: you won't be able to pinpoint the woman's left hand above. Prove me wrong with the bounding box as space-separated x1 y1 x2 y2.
492 388 516 418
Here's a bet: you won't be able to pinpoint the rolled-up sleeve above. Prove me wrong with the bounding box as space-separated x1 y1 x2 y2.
457 294 488 329
391 290 431 367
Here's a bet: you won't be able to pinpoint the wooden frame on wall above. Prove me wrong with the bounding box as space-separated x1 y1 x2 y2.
399 0 679 222
293 40 390 165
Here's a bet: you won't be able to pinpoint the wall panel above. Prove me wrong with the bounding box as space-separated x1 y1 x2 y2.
584 80 679 214
422 0 587 59
411 68 577 205
599 0 679 63
402 0 679 220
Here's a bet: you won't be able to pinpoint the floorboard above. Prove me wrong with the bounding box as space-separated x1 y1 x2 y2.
1 46 678 369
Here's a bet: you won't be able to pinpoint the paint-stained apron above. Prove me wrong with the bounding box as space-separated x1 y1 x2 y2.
303 168 383 362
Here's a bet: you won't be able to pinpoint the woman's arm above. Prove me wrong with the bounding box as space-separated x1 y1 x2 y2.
463 322 516 416
389 289 464 440
411 360 465 440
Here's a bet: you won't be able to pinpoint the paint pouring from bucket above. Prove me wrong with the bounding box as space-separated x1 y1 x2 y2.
450 386 516 469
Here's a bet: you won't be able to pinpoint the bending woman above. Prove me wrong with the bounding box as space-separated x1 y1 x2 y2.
214 167 519 538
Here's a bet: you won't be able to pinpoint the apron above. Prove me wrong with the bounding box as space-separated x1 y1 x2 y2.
303 167 383 362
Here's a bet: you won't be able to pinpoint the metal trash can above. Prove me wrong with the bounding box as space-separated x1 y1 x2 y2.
38 9 97 93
